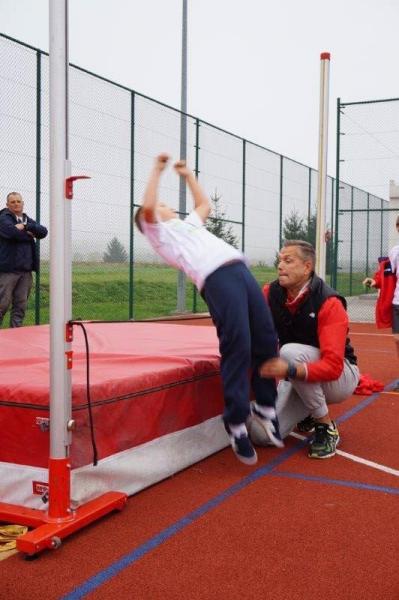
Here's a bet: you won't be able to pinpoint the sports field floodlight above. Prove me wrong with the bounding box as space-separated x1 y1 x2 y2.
177 0 188 313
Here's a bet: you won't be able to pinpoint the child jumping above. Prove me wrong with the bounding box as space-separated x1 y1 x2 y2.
135 153 283 465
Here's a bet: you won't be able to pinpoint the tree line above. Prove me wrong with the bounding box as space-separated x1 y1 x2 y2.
102 191 239 263
102 195 332 273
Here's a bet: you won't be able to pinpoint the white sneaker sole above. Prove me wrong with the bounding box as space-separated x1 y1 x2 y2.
233 449 258 466
230 436 258 465
252 414 284 449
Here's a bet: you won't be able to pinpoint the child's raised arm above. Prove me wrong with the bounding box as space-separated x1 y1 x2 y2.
141 153 169 223
174 160 210 222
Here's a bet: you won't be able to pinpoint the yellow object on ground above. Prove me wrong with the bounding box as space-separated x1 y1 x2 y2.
0 525 28 552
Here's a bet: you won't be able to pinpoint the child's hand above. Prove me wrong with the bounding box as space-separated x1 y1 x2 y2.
155 153 170 171
174 160 192 178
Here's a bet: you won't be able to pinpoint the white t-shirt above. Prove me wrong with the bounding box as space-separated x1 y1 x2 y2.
141 210 246 291
389 244 399 305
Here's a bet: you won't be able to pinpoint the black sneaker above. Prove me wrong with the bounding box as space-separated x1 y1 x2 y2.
297 415 315 433
308 421 340 459
250 404 284 449
225 423 258 465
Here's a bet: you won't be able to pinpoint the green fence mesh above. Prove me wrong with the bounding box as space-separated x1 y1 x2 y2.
335 97 399 321
0 33 392 324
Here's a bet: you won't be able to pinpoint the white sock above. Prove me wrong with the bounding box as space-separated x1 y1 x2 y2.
253 403 276 420
229 423 248 437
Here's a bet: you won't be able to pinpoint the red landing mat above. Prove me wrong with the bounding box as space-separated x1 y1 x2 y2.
0 322 227 509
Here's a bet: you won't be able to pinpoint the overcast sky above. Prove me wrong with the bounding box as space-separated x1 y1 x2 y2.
1 0 399 176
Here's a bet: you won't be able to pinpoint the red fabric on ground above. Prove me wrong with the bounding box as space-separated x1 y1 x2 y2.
354 373 385 395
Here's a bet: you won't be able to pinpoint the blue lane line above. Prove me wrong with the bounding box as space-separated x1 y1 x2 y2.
336 390 386 424
61 439 308 600
336 380 399 425
273 471 399 495
62 381 393 599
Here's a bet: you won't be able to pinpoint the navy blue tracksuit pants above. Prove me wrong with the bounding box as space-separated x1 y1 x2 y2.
202 261 278 425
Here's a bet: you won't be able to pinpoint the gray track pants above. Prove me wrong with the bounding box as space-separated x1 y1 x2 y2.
0 271 33 327
277 343 360 438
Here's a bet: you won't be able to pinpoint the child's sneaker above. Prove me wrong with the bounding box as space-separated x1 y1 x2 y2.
308 421 340 459
250 403 284 448
225 423 258 465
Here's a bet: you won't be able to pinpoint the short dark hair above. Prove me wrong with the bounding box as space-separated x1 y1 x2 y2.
282 239 316 268
134 207 144 233
6 192 21 202
396 215 399 227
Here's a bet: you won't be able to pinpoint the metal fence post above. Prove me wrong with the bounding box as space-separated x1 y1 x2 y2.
366 193 370 277
177 0 188 314
308 167 312 228
35 50 42 324
242 139 246 252
129 91 135 320
349 187 354 296
333 97 341 289
192 118 200 313
329 177 334 285
279 155 284 248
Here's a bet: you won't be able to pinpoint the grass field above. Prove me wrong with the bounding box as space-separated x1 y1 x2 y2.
2 262 368 327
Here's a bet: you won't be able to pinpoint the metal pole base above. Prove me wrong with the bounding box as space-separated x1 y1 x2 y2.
0 491 127 557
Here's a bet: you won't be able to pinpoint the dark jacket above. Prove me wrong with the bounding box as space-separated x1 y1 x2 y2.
268 274 357 365
0 209 47 272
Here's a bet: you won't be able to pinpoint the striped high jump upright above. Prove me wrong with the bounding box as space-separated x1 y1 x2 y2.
315 52 331 280
0 0 127 557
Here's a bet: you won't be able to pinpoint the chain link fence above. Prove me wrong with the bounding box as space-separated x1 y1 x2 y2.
335 96 399 321
0 33 390 323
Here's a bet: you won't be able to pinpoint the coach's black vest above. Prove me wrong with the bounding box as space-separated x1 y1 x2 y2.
268 274 357 365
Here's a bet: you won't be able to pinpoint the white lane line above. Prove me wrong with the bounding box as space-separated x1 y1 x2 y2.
289 431 399 478
350 332 393 337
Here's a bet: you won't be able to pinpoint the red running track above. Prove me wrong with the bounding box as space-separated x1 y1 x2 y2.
1 321 399 599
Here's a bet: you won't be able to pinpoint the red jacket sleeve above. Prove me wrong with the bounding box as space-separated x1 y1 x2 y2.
306 297 348 382
375 259 395 328
373 269 382 289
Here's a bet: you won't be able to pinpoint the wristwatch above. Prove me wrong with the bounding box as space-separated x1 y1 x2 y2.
286 361 297 380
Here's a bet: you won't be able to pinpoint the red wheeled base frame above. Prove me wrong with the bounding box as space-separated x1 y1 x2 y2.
0 491 127 556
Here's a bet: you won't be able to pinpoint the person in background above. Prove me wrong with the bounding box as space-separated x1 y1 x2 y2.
135 153 283 466
363 215 399 355
253 240 359 459
0 192 47 327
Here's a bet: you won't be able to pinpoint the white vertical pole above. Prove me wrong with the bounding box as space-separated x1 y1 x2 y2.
315 52 330 279
49 0 72 461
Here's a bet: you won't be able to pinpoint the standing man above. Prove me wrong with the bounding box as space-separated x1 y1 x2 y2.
0 192 48 327
135 154 283 466
251 240 359 459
